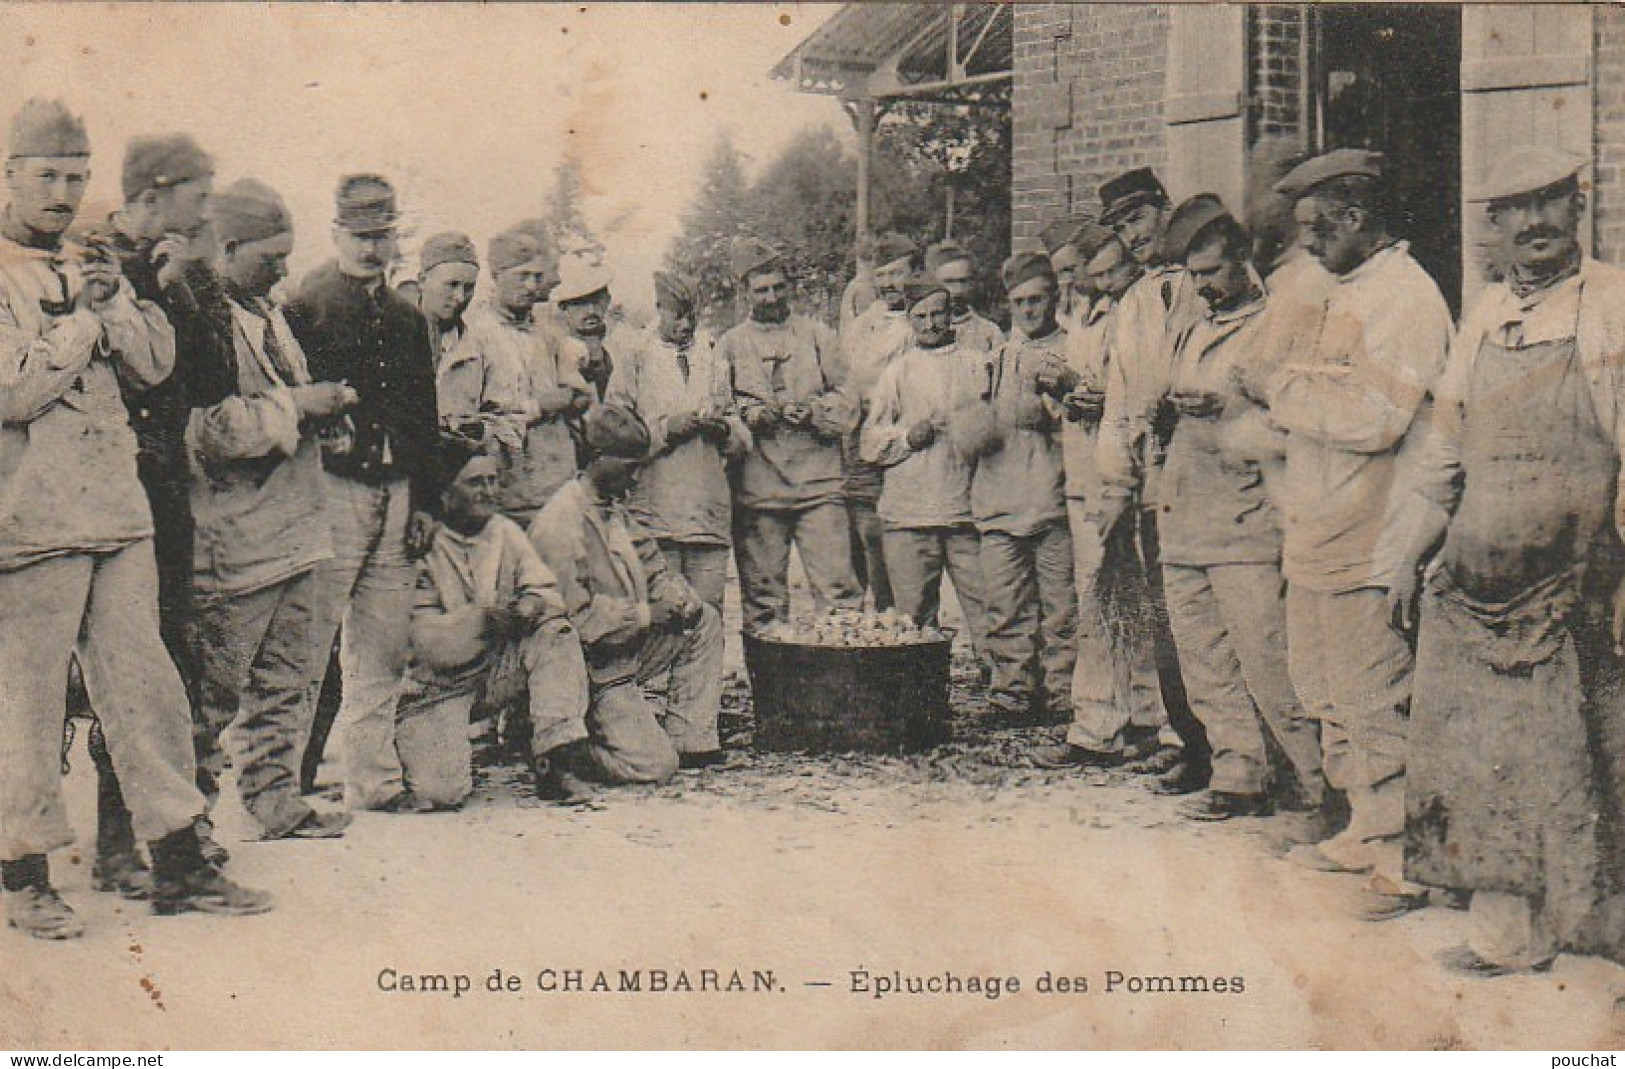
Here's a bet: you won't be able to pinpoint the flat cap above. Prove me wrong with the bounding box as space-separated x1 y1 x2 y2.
1000 249 1057 294
1467 146 1588 204
902 272 949 311
121 133 213 201
924 240 972 274
553 256 612 305
9 99 89 159
487 230 547 276
211 178 292 246
1099 168 1168 225
334 173 399 233
1160 194 1237 262
653 271 698 314
1074 222 1119 266
873 232 917 268
731 236 783 282
419 232 478 275
1274 148 1384 199
581 403 651 460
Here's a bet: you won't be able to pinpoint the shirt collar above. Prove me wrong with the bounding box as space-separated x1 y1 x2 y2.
1337 239 1408 286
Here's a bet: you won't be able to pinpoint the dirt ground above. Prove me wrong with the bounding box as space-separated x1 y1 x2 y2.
6 577 1625 1050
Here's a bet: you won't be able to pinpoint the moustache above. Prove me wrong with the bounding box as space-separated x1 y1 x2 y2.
1515 226 1567 246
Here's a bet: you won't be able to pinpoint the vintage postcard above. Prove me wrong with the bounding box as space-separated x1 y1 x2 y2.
1 1 1624 1052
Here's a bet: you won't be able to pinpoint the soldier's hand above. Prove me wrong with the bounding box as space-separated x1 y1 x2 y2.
1065 389 1105 423
1386 568 1421 636
905 419 937 451
1035 364 1081 400
665 410 704 443
781 402 812 428
406 510 439 559
78 259 122 308
152 234 195 291
481 605 525 642
696 415 732 445
1171 390 1225 419
292 382 359 420
532 387 576 417
743 404 779 433
647 597 681 630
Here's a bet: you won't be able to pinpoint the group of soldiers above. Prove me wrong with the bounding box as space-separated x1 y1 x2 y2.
1 94 1621 979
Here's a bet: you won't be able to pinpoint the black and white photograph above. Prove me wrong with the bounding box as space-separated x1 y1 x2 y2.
2 0 1625 1052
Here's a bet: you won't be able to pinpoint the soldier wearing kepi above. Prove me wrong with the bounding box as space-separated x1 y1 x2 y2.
188 178 356 841
1268 149 1451 920
1032 224 1168 770
951 250 1076 722
1146 196 1325 820
0 99 270 938
605 271 749 612
1380 149 1625 972
401 435 591 809
842 231 918 615
1093 165 1209 794
285 174 444 813
529 404 727 797
415 231 479 369
925 239 1003 357
721 237 862 631
860 273 988 656
439 228 592 527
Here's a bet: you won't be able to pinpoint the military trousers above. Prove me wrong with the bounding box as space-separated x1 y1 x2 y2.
1163 562 1323 802
308 472 415 810
658 540 731 613
882 524 987 657
192 568 325 837
398 617 591 808
1286 583 1412 883
979 519 1077 716
733 502 862 632
0 541 203 860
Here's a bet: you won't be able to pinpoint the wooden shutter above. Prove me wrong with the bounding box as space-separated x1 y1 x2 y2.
1460 4 1593 304
1164 5 1248 214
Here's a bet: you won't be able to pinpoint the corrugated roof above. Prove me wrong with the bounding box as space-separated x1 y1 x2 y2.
772 3 1012 103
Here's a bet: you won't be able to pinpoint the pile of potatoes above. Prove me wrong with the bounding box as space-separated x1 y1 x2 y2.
756 608 947 647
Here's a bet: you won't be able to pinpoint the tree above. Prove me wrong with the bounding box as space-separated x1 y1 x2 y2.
664 133 756 330
746 125 858 322
543 152 606 264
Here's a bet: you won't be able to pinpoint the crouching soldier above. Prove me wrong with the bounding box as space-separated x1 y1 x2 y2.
400 437 590 808
528 404 726 799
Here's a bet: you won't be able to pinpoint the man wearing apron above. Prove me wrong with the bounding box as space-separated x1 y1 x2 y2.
1381 148 1625 973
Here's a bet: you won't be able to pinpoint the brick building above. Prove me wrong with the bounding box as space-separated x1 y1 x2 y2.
1013 3 1609 313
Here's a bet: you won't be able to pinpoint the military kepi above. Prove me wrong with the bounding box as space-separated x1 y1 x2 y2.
1467 146 1587 204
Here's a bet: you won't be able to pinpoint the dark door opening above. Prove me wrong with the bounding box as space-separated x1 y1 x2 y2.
1311 4 1463 313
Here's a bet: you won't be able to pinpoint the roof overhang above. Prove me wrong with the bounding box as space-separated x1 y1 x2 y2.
772 3 1012 107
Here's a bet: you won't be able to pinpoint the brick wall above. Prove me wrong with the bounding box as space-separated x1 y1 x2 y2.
1011 3 1169 243
1252 5 1307 146
1596 4 1625 262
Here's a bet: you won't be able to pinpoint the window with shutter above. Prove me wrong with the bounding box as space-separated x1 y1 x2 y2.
1164 5 1248 215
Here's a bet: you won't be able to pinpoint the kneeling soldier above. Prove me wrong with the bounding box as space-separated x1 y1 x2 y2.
528 404 726 800
401 437 590 808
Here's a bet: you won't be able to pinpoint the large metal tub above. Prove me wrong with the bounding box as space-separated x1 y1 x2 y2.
742 632 952 753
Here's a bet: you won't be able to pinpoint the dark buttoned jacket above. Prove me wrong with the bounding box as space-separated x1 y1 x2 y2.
285 260 442 514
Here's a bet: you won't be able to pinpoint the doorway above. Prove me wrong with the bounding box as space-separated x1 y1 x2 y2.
1309 4 1463 312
